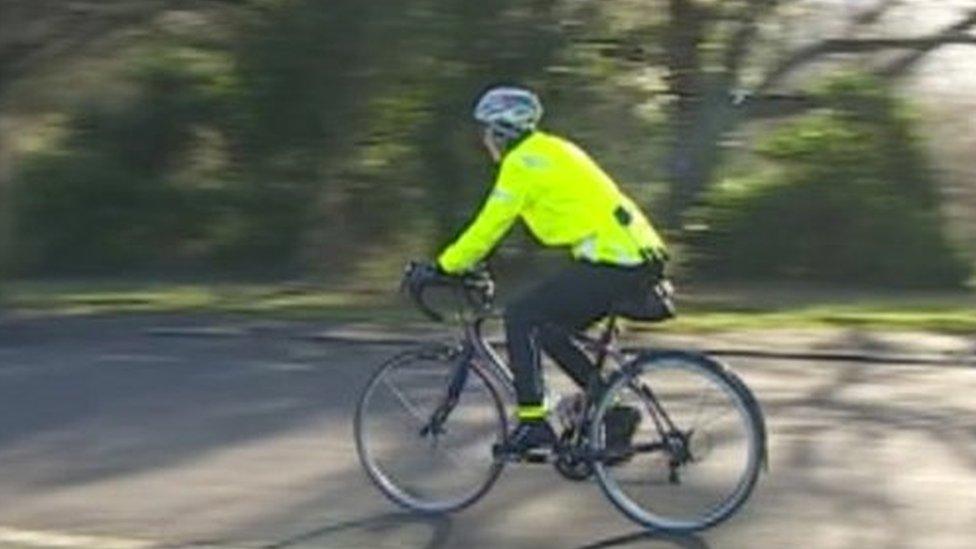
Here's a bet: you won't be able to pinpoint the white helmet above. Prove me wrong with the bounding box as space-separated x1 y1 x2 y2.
473 86 543 139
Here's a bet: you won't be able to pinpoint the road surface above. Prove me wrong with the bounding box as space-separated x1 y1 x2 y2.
0 316 973 548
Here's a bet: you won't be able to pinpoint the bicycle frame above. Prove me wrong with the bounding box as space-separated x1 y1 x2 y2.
465 317 516 399
460 314 634 400
408 269 711 465
450 313 683 459
363 265 767 527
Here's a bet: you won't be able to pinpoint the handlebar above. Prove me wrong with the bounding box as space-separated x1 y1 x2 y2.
401 261 496 322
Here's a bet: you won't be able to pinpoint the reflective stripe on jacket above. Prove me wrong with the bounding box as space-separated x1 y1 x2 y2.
437 130 667 273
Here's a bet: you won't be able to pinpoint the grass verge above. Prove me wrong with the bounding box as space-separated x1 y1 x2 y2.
3 280 975 333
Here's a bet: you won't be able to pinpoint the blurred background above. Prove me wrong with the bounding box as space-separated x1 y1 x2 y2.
1 0 974 325
3 4 975 545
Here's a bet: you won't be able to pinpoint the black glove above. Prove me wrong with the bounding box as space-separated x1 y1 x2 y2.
402 260 443 296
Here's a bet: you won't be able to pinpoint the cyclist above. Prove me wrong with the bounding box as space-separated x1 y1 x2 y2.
418 85 669 457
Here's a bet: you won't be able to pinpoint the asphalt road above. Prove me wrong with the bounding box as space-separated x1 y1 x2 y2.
0 316 973 548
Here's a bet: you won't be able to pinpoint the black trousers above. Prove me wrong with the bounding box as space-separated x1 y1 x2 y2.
504 260 656 406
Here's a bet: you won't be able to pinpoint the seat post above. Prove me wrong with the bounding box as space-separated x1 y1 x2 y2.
594 315 618 370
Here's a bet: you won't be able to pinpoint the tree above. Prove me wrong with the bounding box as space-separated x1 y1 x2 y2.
635 1 976 226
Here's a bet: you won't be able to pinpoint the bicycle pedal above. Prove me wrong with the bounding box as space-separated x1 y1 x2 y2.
522 448 551 464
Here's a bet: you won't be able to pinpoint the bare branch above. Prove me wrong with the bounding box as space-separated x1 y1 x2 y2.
754 9 976 94
723 0 779 78
851 0 903 27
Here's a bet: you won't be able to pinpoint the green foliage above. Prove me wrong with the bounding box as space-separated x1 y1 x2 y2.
688 74 970 287
5 40 306 273
8 3 969 289
5 0 670 278
9 51 219 273
14 150 170 271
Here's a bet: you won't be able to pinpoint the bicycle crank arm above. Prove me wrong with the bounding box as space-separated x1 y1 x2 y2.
491 443 552 464
630 441 668 454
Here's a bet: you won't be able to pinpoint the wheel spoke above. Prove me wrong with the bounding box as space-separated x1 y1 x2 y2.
356 347 507 513
383 375 473 469
591 355 763 532
381 376 429 426
424 433 468 470
697 406 735 430
689 378 712 432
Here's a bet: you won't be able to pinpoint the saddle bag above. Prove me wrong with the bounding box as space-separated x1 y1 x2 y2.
613 276 676 322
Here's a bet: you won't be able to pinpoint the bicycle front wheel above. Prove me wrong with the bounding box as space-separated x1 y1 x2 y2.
355 344 507 513
590 351 765 532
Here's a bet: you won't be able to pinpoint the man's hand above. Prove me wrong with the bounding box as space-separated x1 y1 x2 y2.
402 261 444 297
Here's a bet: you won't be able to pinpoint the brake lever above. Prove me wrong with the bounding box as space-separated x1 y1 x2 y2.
415 289 445 322
401 262 446 323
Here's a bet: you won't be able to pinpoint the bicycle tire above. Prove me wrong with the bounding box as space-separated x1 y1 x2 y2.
589 350 765 532
355 344 508 513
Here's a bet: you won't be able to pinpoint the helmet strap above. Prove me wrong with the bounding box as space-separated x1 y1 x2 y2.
482 125 533 162
482 127 504 162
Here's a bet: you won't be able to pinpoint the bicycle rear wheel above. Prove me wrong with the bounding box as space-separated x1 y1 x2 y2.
590 351 765 532
355 344 507 513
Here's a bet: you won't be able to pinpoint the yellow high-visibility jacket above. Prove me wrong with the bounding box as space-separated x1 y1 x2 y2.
438 130 667 274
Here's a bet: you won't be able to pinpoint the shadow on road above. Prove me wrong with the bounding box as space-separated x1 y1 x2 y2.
576 529 711 549
260 512 452 549
2 317 974 547
0 318 383 489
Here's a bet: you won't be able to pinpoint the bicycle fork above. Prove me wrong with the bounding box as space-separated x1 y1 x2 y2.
419 344 473 438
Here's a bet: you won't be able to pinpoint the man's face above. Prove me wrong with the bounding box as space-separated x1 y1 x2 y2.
481 126 502 163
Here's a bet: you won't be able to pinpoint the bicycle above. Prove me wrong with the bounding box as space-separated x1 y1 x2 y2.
354 262 767 533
